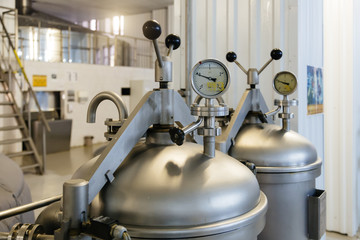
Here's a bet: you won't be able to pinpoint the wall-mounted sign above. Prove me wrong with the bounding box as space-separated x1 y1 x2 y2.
33 75 47 87
307 66 323 115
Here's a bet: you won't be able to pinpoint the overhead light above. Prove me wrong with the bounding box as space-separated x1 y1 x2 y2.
113 16 119 35
90 19 97 31
120 15 124 36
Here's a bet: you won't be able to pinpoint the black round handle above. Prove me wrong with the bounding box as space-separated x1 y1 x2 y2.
142 20 162 40
165 34 181 50
270 49 282 60
226 51 237 62
169 127 185 146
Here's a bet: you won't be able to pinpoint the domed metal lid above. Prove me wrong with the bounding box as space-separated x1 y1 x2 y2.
229 124 320 172
99 142 262 232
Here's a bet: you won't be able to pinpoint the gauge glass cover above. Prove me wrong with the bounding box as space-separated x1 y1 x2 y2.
273 71 297 95
191 59 230 98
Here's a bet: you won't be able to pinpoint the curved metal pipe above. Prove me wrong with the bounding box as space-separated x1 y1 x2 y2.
87 91 128 123
0 195 62 221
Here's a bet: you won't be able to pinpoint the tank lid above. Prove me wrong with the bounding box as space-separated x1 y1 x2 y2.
99 142 264 236
229 124 320 172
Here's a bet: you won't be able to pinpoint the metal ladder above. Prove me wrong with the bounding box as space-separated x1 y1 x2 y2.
0 7 50 174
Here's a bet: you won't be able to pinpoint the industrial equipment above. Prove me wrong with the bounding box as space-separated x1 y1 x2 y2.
220 51 326 240
0 20 268 240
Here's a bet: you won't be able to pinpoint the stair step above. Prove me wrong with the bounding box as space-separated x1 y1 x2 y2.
7 150 34 158
0 101 13 105
0 137 28 145
0 91 9 94
0 125 24 131
0 113 19 118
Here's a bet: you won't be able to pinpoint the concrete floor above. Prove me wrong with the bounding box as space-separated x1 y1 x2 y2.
23 144 359 240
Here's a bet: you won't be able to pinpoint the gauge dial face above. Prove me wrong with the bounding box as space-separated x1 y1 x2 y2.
273 71 297 95
191 59 230 98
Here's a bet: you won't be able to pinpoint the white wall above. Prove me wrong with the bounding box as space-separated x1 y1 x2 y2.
324 0 360 236
123 12 152 39
23 60 154 147
174 0 299 113
297 0 324 188
355 0 360 232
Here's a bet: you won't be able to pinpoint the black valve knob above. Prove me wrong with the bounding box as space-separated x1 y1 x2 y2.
169 127 185 146
143 20 162 40
226 51 237 62
270 49 282 60
165 34 181 50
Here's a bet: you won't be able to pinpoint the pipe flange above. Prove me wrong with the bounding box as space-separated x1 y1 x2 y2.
105 118 126 141
8 223 44 240
274 99 298 107
197 127 221 137
190 105 229 117
278 112 295 119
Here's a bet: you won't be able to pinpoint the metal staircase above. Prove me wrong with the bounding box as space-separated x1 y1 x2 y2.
0 7 50 174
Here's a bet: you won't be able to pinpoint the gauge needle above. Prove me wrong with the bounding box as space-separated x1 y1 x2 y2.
196 72 217 82
276 80 290 85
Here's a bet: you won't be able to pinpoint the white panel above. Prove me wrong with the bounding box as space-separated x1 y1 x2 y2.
355 0 360 228
249 0 261 66
258 0 274 107
297 0 324 191
324 0 358 235
193 0 207 62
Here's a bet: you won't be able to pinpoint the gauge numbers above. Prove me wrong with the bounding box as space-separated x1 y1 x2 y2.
191 59 230 98
273 71 297 95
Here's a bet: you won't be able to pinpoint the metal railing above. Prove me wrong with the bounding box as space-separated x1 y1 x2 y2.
17 14 167 68
0 7 50 170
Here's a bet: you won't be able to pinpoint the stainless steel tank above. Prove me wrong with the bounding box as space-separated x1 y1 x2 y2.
73 130 268 239
229 123 323 240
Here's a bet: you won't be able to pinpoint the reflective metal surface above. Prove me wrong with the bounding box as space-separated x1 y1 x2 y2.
229 123 323 240
72 140 267 239
229 123 318 170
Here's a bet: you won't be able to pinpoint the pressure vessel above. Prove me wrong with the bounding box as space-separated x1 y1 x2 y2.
229 123 323 240
73 128 268 239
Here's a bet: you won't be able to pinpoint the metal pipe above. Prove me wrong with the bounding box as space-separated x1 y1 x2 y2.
234 60 248 75
258 58 273 74
182 117 203 135
86 91 128 123
152 39 163 68
264 106 281 118
185 0 192 106
36 234 55 240
0 195 61 221
63 179 89 229
68 26 71 62
203 99 215 158
0 232 8 240
42 123 47 172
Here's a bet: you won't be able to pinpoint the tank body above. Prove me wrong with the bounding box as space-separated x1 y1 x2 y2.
70 137 268 240
229 123 322 240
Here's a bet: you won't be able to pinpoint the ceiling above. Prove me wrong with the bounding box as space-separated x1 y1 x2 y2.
31 0 174 23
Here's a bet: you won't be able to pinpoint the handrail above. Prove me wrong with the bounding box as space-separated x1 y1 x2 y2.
0 15 50 132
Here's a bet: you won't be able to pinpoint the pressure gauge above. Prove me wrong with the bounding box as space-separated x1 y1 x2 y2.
273 71 297 95
191 59 230 98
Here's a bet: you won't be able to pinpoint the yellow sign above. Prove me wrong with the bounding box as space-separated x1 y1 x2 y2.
33 75 47 87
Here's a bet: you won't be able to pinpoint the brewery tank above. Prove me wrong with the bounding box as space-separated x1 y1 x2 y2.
229 123 324 240
72 128 268 239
